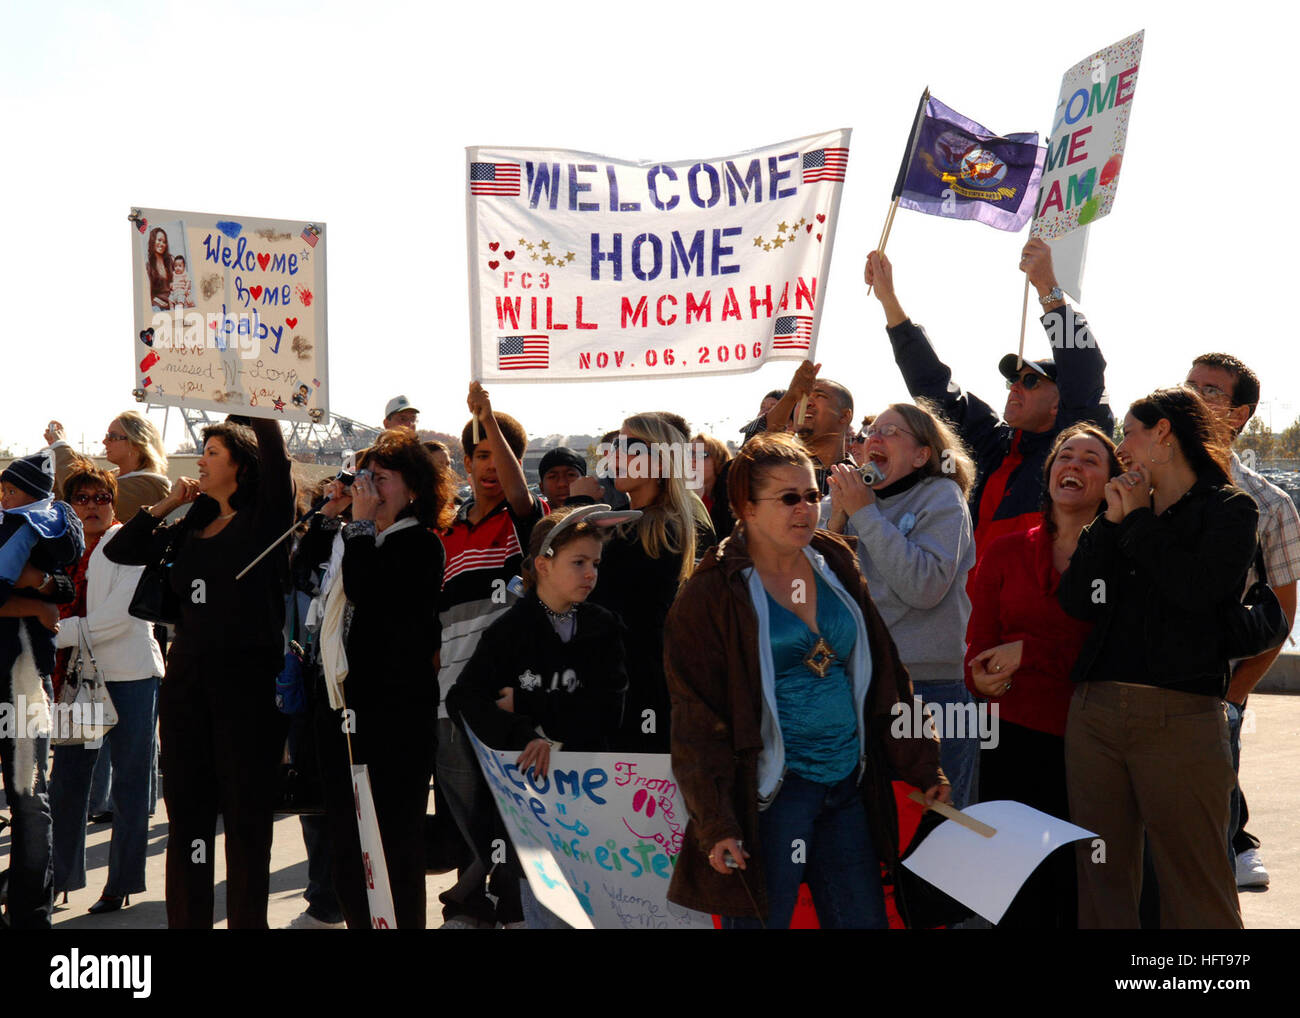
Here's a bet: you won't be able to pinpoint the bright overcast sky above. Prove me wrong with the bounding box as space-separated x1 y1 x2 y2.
2 1 1295 456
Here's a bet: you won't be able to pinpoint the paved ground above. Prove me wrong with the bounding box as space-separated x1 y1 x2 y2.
7 691 1296 929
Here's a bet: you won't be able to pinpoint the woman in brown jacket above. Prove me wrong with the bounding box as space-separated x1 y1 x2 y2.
665 433 948 928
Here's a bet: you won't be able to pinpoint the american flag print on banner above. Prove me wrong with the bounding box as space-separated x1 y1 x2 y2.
498 335 549 370
773 315 813 350
802 147 849 183
470 162 522 196
301 226 318 248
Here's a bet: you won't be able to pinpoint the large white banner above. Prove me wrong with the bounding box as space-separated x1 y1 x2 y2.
1033 30 1144 239
466 728 713 929
129 207 328 423
466 131 850 383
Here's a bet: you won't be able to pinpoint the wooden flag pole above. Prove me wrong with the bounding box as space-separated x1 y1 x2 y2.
907 790 997 839
866 197 901 298
1016 276 1031 369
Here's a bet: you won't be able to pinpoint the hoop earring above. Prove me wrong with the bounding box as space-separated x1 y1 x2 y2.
1150 441 1174 466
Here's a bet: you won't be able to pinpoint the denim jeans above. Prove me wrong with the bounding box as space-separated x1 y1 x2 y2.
519 873 574 929
50 677 160 896
915 679 980 810
722 770 886 930
88 747 112 815
0 674 54 929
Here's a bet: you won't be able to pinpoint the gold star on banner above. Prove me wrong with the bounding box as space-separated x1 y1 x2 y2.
778 221 788 233
530 251 539 261
798 217 806 227
763 243 772 251
543 253 555 265
773 236 786 248
539 240 550 250
519 237 527 244
753 236 764 248
565 252 576 262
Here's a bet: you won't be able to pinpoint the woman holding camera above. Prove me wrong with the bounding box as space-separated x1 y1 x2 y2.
1058 388 1257 928
825 402 978 807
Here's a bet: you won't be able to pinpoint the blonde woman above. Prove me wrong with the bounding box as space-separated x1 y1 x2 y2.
826 400 979 807
589 412 714 751
48 412 170 520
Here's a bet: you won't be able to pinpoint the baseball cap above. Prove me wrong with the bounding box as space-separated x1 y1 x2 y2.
384 395 419 419
998 355 1058 384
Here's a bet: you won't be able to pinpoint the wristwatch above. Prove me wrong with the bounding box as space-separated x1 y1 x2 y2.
1039 286 1064 306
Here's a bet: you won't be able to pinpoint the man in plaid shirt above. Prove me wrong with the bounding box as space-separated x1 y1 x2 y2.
1186 353 1300 889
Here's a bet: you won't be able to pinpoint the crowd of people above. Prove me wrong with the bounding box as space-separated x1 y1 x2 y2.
0 238 1295 930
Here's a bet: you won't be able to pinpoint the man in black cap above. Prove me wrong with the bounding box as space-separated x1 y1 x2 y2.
536 446 587 507
865 238 1112 563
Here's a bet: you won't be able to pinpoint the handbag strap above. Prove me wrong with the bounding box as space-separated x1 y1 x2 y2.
76 617 100 673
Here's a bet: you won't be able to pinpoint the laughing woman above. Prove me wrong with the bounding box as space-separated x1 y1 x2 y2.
964 423 1121 927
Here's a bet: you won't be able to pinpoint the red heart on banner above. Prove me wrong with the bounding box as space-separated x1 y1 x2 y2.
249 285 263 300
504 250 515 260
806 224 813 233
210 320 218 329
816 213 826 223
140 351 160 372
488 242 500 251
257 253 270 271
488 260 500 270
817 233 823 241
285 317 298 329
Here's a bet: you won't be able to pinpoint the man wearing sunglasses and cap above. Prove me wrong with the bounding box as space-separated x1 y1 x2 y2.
864 239 1112 563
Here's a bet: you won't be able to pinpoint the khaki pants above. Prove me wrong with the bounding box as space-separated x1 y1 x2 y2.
1065 681 1241 930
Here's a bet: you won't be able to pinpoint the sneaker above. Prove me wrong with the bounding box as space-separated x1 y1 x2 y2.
1236 848 1270 888
439 915 495 929
282 909 345 929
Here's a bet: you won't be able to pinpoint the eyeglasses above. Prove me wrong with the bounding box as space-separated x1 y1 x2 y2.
755 490 821 507
1186 381 1230 402
70 492 114 506
1005 372 1047 391
864 423 916 440
103 432 128 443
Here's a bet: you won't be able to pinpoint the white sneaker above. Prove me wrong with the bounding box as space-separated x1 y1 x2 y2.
282 909 345 929
1236 848 1270 888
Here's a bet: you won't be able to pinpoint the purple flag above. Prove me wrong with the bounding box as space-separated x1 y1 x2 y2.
897 96 1044 232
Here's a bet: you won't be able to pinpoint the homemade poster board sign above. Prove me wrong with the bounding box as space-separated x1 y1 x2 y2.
465 726 713 929
901 799 1096 924
1033 30 1144 239
466 130 850 382
129 207 328 422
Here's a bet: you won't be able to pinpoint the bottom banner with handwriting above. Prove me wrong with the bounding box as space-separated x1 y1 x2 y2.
466 726 713 929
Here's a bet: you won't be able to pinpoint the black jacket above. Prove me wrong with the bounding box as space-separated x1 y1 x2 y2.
446 592 627 752
1057 475 1258 697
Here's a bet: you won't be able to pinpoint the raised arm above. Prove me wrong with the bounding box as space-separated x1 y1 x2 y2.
467 381 532 519
1021 239 1113 435
867 250 1006 465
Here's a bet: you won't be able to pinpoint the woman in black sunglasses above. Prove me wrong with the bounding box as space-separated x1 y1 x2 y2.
665 432 947 929
49 461 164 917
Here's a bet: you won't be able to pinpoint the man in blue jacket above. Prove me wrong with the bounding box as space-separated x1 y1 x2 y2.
864 239 1113 563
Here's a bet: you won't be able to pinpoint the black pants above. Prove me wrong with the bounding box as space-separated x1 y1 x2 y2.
979 719 1078 929
159 652 286 929
315 678 435 930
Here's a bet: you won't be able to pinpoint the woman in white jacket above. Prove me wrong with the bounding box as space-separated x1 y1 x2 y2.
50 463 164 915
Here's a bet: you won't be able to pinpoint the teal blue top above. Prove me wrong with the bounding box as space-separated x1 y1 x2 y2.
765 572 859 785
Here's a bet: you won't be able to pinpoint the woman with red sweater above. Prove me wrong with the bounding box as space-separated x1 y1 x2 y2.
964 423 1120 927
